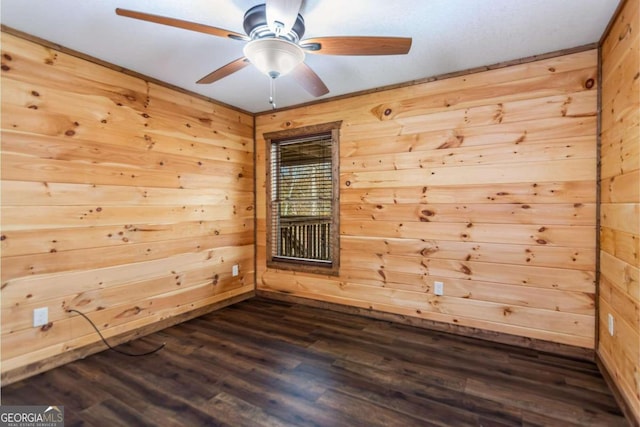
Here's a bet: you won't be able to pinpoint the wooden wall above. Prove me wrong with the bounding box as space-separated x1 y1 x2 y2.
0 32 255 382
256 49 599 349
598 0 640 421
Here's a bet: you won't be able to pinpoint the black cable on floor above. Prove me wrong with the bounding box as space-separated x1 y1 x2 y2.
67 309 165 357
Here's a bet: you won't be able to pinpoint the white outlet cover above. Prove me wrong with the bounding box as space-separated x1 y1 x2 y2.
607 313 614 336
33 307 48 327
434 281 444 296
232 265 239 277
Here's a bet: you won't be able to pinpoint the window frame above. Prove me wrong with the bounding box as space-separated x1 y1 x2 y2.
264 121 341 276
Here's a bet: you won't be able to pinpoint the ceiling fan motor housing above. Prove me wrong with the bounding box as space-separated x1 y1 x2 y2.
243 4 305 42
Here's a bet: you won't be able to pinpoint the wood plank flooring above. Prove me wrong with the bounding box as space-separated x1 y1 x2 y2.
1 298 628 426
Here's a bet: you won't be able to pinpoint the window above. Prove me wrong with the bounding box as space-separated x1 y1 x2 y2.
264 121 341 275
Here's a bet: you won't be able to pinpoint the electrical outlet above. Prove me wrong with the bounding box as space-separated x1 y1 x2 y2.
434 281 444 296
33 307 48 327
607 313 614 336
232 264 239 277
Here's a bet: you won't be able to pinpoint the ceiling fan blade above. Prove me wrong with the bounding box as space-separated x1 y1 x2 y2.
301 36 412 55
197 57 251 84
115 8 249 41
265 0 303 36
291 62 329 97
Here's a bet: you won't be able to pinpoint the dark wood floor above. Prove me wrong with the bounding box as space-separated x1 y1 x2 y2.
1 298 628 426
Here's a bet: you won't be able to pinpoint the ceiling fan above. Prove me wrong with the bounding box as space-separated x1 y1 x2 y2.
115 0 412 107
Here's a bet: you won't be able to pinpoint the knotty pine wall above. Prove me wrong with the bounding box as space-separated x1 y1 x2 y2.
598 0 640 420
0 32 255 382
256 49 599 349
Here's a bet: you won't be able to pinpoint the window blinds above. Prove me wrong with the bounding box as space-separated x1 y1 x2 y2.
270 132 333 263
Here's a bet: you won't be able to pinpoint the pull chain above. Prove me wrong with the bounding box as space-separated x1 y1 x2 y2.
269 77 277 110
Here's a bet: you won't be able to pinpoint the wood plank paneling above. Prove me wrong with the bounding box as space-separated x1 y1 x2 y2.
0 32 255 383
599 0 640 423
256 49 598 350
597 0 640 424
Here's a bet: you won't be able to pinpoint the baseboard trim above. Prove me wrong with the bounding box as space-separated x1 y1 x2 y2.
257 290 595 361
1 291 254 386
596 352 640 427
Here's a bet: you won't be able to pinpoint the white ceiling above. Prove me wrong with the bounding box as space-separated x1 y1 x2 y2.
1 0 620 113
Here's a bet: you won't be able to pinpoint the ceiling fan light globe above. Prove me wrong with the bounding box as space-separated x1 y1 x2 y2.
243 38 305 78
